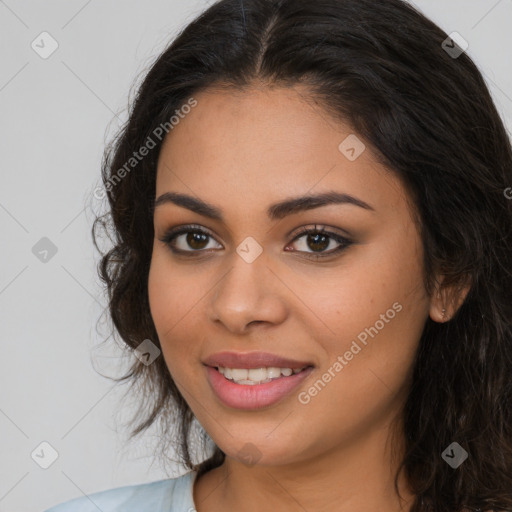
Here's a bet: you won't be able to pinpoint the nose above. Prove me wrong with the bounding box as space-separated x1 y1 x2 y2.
206 251 288 334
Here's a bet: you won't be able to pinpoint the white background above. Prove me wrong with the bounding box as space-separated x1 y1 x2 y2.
0 1 511 511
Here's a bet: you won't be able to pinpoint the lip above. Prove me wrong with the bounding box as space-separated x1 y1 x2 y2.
202 351 314 370
205 365 315 410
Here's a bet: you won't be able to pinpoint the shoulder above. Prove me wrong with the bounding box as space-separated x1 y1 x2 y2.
42 471 197 512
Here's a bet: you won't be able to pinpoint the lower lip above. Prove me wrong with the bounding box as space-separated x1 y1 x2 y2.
205 365 314 410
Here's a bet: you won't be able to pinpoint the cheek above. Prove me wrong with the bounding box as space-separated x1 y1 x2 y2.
147 254 171 331
308 226 428 384
295 232 426 345
148 250 196 331
297 282 424 443
147 249 214 395
147 268 190 402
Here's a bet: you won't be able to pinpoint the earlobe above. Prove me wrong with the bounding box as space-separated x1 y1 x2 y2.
429 274 471 323
429 300 448 323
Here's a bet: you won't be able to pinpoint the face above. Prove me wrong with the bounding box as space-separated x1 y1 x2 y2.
148 85 432 468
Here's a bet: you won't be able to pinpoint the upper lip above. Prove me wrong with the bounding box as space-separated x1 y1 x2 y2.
203 351 314 369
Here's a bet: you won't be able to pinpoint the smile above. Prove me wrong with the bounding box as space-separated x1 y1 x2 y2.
217 366 306 385
206 365 314 409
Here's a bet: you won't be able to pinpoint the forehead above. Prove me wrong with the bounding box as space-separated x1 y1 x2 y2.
155 86 409 219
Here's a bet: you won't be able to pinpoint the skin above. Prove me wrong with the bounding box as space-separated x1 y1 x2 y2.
148 84 463 512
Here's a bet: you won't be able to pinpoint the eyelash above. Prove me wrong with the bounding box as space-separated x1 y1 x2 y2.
158 224 353 260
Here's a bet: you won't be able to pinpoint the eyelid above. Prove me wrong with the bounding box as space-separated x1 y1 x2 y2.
159 223 354 257
160 223 222 248
285 225 353 255
161 223 352 242
288 223 353 241
159 224 355 261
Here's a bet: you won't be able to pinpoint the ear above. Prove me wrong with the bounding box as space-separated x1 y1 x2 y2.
429 274 471 323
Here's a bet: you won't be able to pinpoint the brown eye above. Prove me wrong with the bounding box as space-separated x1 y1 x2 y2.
159 224 353 259
185 232 209 250
159 225 222 254
286 226 353 258
305 232 330 252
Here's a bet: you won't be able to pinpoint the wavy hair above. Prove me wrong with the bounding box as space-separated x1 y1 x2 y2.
92 1 512 510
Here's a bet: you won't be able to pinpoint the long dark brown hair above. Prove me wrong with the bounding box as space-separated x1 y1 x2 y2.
91 1 512 510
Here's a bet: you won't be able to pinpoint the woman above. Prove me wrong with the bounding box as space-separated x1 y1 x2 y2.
44 0 512 510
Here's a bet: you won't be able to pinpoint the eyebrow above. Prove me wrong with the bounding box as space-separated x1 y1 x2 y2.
153 191 375 221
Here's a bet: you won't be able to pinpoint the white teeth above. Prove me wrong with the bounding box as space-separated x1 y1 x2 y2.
217 366 307 385
230 368 248 381
267 367 281 379
248 368 267 381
